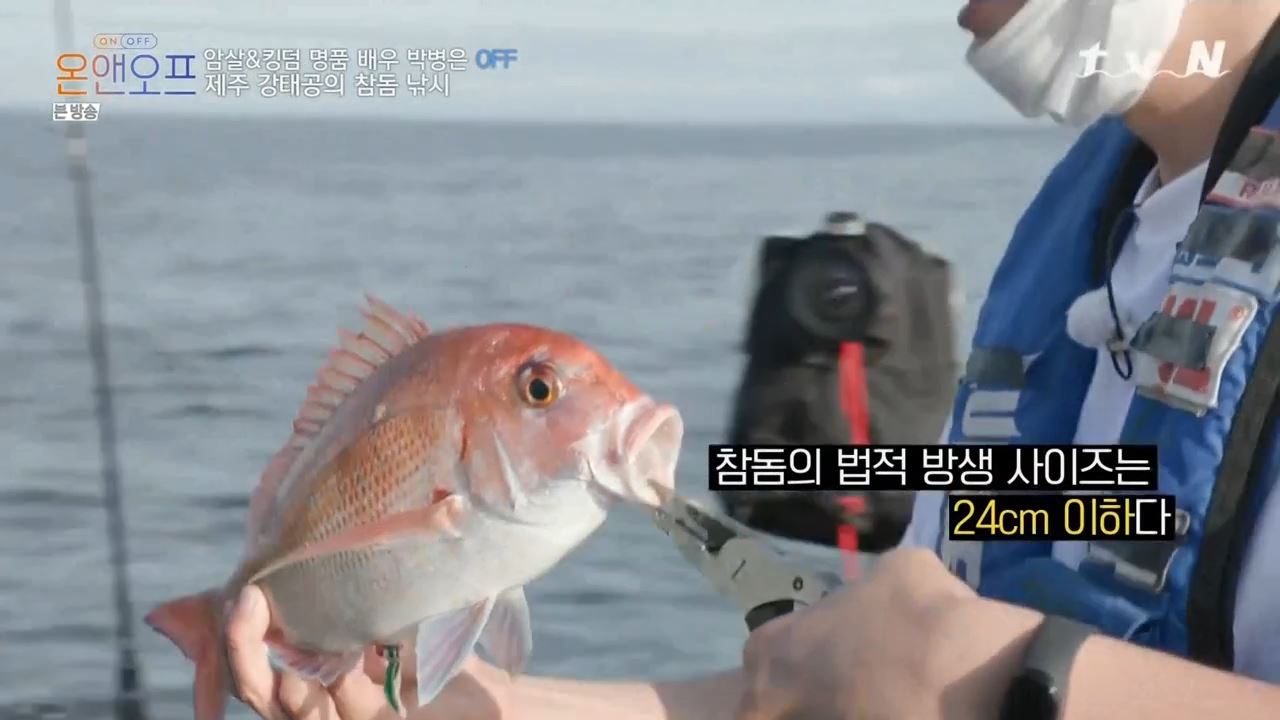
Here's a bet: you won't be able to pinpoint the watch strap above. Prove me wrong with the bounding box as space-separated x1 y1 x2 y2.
1001 614 1097 720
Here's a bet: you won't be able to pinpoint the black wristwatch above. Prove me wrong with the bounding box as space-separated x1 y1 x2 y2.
998 615 1097 720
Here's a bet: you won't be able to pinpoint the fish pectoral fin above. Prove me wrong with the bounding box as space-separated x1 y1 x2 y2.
478 586 532 677
266 639 362 687
413 598 494 706
248 496 469 584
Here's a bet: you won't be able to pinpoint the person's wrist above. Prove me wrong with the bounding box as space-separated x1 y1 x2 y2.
463 660 515 717
925 597 1046 720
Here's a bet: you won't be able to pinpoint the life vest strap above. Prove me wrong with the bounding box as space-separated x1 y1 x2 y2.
1184 12 1280 670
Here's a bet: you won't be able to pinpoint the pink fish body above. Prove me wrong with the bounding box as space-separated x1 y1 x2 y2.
144 296 684 719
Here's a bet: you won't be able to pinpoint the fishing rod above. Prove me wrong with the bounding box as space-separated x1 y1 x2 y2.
51 1 151 718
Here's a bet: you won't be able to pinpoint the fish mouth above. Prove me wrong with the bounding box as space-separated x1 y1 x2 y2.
612 399 684 508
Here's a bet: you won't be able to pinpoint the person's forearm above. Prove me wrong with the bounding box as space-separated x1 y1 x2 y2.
409 666 744 720
946 597 1280 720
502 669 743 720
1063 635 1280 719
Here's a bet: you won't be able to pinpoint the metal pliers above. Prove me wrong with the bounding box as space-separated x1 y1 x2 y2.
654 494 843 630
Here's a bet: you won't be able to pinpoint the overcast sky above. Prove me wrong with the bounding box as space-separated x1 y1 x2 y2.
4 0 1022 124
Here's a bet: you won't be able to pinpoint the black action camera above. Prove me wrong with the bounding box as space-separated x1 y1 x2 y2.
724 210 958 550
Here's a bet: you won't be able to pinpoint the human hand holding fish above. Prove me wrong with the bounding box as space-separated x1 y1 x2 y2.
144 295 685 720
224 590 507 720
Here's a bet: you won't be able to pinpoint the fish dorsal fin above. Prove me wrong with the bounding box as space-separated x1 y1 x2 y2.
244 294 430 552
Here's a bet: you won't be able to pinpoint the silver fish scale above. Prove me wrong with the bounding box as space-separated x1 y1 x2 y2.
262 539 448 653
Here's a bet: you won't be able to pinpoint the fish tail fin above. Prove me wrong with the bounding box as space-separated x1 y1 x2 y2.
144 588 230 720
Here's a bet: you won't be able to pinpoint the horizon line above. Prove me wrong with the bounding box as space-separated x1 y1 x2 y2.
0 105 1067 132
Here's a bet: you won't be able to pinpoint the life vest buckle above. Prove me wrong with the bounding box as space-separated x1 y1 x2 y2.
1081 508 1189 594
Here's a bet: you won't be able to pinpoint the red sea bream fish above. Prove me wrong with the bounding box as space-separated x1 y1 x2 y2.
143 296 684 720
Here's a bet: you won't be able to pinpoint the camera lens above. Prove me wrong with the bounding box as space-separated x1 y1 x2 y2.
785 244 875 342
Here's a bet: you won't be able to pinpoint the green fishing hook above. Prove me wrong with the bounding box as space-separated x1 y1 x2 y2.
381 645 403 715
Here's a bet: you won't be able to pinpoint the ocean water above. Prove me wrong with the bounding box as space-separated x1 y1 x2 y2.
0 110 1075 719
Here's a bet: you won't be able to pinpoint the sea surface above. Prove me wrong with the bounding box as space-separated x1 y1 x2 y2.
0 110 1075 719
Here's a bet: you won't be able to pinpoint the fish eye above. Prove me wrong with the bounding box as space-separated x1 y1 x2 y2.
518 362 562 407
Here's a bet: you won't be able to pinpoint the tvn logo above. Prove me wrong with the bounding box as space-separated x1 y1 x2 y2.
475 48 518 70
1077 39 1229 80
93 33 158 50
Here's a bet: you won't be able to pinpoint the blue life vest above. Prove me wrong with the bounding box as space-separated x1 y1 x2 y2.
936 37 1280 668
